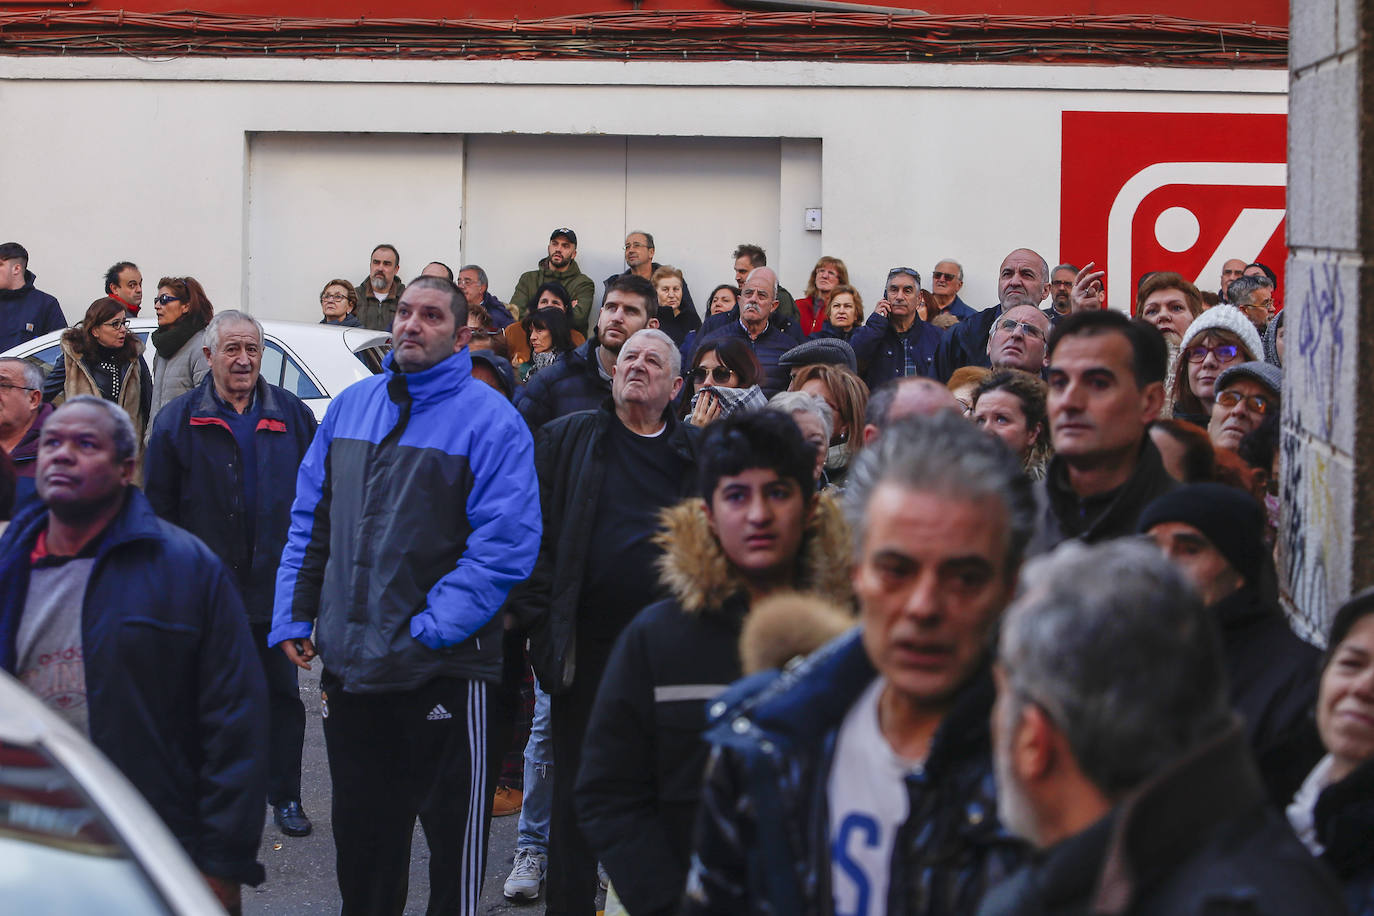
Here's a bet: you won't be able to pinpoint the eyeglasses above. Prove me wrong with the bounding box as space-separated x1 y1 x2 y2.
0 381 38 393
101 318 128 330
154 294 182 306
993 317 1047 341
931 271 959 282
1184 343 1240 363
690 366 736 385
1216 389 1274 414
321 293 348 302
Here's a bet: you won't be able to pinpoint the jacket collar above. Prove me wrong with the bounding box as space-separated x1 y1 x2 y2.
11 402 53 464
654 491 852 617
0 269 37 300
380 346 473 407
189 373 286 422
1045 437 1174 541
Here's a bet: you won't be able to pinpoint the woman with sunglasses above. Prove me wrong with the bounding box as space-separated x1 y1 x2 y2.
43 297 154 445
147 276 215 434
683 338 765 428
319 279 361 327
1169 306 1263 427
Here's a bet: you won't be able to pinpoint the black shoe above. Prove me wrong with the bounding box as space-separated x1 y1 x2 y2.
273 800 312 837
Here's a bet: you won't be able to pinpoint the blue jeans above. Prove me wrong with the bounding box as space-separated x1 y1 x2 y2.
516 680 552 852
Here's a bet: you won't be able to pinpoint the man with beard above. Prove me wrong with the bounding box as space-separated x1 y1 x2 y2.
1043 263 1077 323
356 243 404 331
511 228 596 334
937 248 1052 379
104 261 144 318
986 305 1050 374
980 540 1344 916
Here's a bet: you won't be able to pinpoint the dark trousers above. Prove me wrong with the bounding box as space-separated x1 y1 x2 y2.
321 672 493 916
250 622 306 805
546 637 614 916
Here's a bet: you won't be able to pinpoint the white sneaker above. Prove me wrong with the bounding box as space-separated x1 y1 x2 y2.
503 847 547 900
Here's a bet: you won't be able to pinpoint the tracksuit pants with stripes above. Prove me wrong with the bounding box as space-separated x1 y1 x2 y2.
321 671 493 916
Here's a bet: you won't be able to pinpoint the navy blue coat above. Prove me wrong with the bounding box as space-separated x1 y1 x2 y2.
0 269 66 352
516 336 613 431
848 311 943 390
0 490 268 885
934 304 1001 381
143 375 319 623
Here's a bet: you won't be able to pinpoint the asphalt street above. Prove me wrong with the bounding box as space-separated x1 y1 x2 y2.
245 665 530 915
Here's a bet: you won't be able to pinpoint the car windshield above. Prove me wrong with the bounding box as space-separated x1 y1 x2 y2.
0 740 172 914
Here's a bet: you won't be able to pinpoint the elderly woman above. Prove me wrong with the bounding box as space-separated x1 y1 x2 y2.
652 264 700 347
43 297 154 443
1169 306 1262 426
319 279 362 327
767 390 834 488
795 256 849 337
971 368 1051 479
147 275 214 431
788 362 867 488
810 284 863 342
683 337 765 427
1288 589 1374 916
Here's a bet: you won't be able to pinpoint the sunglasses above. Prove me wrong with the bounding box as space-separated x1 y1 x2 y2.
1216 389 1274 415
1184 343 1240 364
993 317 1047 341
931 271 959 282
154 294 182 306
691 366 736 385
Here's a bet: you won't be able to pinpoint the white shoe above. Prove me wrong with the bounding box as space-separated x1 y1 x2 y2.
503 847 547 900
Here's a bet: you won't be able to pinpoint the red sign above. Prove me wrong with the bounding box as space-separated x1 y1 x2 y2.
1060 111 1287 312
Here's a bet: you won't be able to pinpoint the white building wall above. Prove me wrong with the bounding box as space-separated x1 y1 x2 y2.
0 58 1286 324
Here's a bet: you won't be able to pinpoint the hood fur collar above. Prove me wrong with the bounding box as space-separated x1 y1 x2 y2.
654 489 853 616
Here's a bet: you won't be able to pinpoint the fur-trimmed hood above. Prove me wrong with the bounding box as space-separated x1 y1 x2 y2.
654 489 853 617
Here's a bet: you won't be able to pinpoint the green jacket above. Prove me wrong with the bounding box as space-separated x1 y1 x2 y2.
356 277 405 332
510 258 596 334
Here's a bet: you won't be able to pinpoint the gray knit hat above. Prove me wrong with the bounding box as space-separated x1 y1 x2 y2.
1178 305 1263 361
1216 360 1281 397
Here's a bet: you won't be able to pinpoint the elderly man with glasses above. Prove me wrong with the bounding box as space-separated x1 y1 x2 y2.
1207 361 1280 452
987 305 1051 374
0 357 51 503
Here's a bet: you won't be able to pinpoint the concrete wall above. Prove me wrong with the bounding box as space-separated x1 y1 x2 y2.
0 58 1284 326
1283 1 1372 639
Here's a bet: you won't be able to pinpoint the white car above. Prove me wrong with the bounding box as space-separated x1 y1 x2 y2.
0 670 226 914
2 318 392 421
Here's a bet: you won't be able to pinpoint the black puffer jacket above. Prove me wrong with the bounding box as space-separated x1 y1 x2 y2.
515 336 610 431
511 402 700 693
1312 758 1374 916
576 494 853 916
684 632 1026 916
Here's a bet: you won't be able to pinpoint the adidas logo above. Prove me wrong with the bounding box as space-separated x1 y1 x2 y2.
426 704 453 721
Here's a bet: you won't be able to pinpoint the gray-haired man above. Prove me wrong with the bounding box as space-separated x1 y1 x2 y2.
980 540 1345 915
686 412 1031 915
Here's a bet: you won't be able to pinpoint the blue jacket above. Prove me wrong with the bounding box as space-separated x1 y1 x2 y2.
0 490 268 885
143 375 318 623
935 304 1001 381
848 311 943 390
271 347 540 693
0 269 66 352
939 294 978 321
516 336 611 431
480 291 516 330
695 318 801 397
684 630 1025 916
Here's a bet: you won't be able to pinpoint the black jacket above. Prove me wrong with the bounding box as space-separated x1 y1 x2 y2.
575 494 853 916
1032 438 1177 552
848 310 943 390
976 726 1348 916
143 375 319 622
1314 759 1374 916
0 490 268 885
0 269 65 352
1212 584 1323 805
510 403 700 693
934 304 1000 381
685 632 1027 916
515 336 611 431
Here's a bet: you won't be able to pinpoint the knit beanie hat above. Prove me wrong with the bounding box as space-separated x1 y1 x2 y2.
1178 305 1264 362
1138 483 1266 585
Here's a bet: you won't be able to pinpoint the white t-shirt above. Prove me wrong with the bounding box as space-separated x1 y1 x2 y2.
827 677 923 916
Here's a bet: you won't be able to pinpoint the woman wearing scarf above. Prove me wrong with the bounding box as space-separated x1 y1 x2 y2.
146 275 214 434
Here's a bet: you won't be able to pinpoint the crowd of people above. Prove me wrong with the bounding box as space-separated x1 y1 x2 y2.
0 228 1365 916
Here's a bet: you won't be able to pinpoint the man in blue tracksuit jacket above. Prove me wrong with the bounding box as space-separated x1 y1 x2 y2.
270 275 541 916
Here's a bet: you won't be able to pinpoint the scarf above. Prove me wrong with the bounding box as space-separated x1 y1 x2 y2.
149 314 206 361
